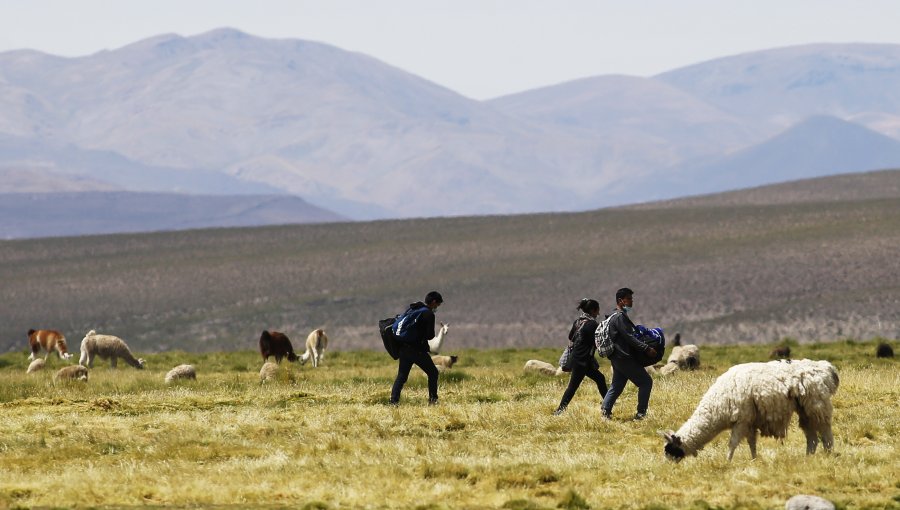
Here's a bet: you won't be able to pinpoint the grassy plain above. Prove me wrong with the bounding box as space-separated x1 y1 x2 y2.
1 341 897 509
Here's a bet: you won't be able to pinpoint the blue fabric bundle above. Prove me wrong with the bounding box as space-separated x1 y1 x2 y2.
634 325 666 366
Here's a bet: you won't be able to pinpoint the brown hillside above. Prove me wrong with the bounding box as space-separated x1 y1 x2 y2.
629 167 900 208
2 171 899 353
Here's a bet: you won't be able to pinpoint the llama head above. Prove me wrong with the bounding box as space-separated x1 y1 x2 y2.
660 430 686 462
439 322 449 335
448 355 459 367
683 356 699 370
769 345 791 359
83 330 97 341
61 352 73 360
137 358 146 369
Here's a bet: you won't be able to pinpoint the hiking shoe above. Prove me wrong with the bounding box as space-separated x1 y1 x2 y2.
428 398 439 406
387 400 399 407
601 409 612 420
633 412 646 421
553 407 566 416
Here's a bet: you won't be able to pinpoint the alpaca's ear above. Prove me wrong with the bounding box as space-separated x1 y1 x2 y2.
659 430 679 444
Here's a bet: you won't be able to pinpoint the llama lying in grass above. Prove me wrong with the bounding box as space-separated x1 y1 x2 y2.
660 345 701 375
431 355 458 372
28 329 73 361
428 322 449 354
300 329 328 367
55 364 89 381
259 330 298 363
79 330 145 369
662 359 839 461
165 364 197 384
523 359 563 377
259 361 279 382
27 358 46 374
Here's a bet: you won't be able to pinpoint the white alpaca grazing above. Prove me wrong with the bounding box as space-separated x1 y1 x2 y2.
27 358 46 374
428 322 450 354
662 359 839 461
79 330 145 369
165 364 197 384
300 329 328 367
524 359 563 377
55 364 89 381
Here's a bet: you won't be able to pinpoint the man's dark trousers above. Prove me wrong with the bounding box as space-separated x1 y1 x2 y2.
391 347 439 403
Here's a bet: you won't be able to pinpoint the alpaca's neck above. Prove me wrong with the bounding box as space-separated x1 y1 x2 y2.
428 329 446 354
677 403 733 455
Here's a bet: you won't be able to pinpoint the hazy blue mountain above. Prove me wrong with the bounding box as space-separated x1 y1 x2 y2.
657 43 900 139
489 74 762 164
3 31 900 222
644 116 900 200
0 29 591 217
0 134 284 195
0 192 346 239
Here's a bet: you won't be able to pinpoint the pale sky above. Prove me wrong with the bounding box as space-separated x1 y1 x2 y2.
2 0 900 100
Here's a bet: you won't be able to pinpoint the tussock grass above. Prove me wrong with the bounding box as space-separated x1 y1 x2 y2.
0 342 897 509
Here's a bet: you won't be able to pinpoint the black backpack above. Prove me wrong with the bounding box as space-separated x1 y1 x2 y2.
379 317 400 360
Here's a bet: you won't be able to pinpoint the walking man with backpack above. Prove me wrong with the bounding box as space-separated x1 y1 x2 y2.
600 288 657 421
389 291 443 405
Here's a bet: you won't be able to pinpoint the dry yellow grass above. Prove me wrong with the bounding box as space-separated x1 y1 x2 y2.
0 343 897 509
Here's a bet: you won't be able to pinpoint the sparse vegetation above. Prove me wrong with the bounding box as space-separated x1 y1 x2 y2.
2 181 900 353
0 342 897 509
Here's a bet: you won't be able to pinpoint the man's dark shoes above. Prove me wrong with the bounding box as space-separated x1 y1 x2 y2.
633 412 646 421
601 409 612 420
552 407 566 416
428 398 439 406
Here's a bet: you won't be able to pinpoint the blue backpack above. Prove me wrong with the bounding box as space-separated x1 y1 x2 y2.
391 305 430 343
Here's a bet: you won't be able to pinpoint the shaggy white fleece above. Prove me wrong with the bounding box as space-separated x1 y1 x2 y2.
660 345 701 375
663 359 839 461
27 358 46 374
54 365 89 381
259 361 279 382
523 359 563 377
165 364 197 384
79 330 145 369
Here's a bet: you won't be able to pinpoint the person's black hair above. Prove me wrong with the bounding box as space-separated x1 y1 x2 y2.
615 287 634 302
577 298 600 314
425 291 443 305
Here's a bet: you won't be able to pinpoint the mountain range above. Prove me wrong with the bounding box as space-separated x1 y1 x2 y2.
3 29 900 233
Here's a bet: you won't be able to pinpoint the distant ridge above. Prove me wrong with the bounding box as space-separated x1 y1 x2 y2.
626 167 900 209
0 192 346 239
641 116 900 201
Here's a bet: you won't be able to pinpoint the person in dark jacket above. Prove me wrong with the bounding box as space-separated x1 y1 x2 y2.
389 291 443 405
553 298 609 415
601 288 657 420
